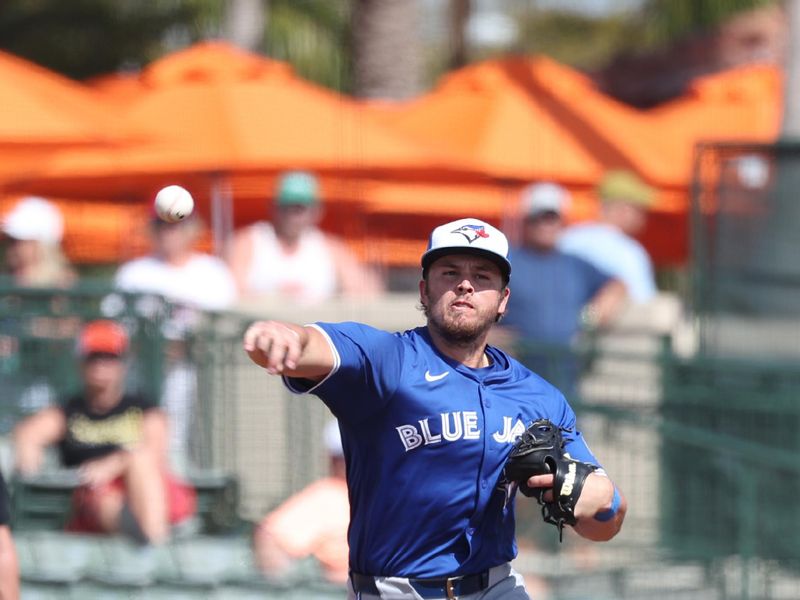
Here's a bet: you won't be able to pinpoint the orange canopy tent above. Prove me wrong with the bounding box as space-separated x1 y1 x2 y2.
362 57 675 264
0 50 149 264
647 64 782 174
6 42 475 262
13 42 467 194
537 60 781 265
0 49 133 184
366 58 604 187
536 58 781 191
0 50 125 148
364 57 782 266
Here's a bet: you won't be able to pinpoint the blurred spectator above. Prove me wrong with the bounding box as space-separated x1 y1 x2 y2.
0 470 18 600
114 212 237 314
498 183 626 392
0 196 76 288
227 171 384 305
12 320 196 545
559 170 657 303
111 212 237 472
0 197 79 420
253 419 349 584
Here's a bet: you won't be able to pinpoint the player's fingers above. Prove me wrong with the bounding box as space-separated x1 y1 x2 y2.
244 322 285 370
265 336 292 374
244 335 273 369
243 321 272 352
527 473 554 488
283 334 303 370
540 489 554 503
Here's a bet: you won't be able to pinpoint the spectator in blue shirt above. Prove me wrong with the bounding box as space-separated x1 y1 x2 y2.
499 182 627 393
559 170 657 304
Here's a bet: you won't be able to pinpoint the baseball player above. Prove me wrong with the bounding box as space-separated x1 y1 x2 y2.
244 218 627 599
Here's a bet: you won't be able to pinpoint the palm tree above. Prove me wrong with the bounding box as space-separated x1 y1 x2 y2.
224 0 266 50
263 0 352 92
351 0 422 99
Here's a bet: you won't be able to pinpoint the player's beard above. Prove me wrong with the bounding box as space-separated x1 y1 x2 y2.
427 300 499 347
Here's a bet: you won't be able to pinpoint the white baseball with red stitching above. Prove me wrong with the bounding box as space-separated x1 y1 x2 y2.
154 185 194 223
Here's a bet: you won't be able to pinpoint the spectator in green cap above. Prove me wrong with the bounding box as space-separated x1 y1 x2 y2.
558 170 657 303
227 171 384 305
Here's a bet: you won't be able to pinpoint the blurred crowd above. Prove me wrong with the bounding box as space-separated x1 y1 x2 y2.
0 166 658 591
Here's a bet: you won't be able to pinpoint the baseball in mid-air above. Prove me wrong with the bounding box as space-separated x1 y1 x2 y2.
154 185 194 223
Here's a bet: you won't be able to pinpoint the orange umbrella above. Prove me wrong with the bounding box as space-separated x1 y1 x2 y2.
6 42 476 260
0 49 135 186
367 58 604 185
16 41 465 192
0 50 126 148
535 58 781 190
647 64 781 176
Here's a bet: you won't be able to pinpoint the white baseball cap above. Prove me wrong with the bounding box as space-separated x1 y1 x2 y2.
2 196 64 244
421 217 511 279
520 182 570 217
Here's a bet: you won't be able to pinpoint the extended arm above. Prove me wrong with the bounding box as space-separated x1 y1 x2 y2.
243 321 335 380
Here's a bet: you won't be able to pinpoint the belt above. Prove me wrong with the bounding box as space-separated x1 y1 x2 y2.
351 570 491 599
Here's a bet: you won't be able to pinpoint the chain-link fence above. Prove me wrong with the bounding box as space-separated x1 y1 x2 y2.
4 281 800 598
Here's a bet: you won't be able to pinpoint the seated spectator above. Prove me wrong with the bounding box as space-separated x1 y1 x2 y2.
111 210 237 471
498 182 626 392
227 171 383 305
12 320 196 545
559 170 657 304
253 419 349 584
1 196 76 289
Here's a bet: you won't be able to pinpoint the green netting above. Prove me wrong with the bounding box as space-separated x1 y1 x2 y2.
692 140 800 358
5 280 800 598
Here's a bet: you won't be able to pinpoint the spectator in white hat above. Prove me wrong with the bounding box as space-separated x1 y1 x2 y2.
1 196 76 288
498 182 627 394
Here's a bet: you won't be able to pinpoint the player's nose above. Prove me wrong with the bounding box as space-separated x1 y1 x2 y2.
456 278 474 292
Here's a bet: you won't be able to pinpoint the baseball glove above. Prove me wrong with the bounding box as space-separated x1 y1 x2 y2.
503 419 597 541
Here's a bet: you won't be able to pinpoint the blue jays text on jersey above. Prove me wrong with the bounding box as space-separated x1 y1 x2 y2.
284 322 602 579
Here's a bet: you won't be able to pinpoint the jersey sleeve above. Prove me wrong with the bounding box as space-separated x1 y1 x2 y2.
550 388 602 468
283 322 404 424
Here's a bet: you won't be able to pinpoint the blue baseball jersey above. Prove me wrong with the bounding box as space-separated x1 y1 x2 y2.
284 322 601 578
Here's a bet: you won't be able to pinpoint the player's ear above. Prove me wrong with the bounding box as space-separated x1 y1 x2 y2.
419 279 428 306
497 287 510 318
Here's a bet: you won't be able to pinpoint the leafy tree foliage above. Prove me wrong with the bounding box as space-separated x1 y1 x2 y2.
263 0 352 92
640 0 779 47
0 0 220 79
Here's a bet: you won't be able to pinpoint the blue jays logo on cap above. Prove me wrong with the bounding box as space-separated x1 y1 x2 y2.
421 217 511 279
452 223 490 243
